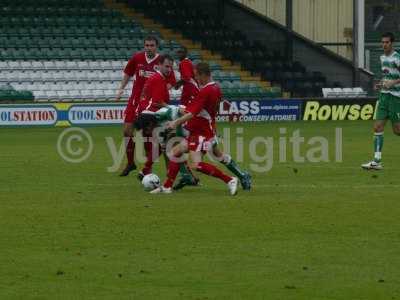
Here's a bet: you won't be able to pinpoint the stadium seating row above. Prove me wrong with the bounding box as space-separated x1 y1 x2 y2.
0 39 177 52
0 58 218 71
0 27 154 38
0 36 180 51
4 80 274 101
0 7 118 17
0 60 126 70
0 48 144 60
0 16 135 27
0 70 242 83
7 83 131 101
0 47 203 61
1 0 101 6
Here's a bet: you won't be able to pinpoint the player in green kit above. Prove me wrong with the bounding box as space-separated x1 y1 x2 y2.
362 32 400 170
135 105 199 187
135 105 252 190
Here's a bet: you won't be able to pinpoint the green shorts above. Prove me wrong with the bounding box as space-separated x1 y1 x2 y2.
375 92 400 123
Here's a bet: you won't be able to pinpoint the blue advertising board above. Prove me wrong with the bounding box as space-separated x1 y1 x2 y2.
0 99 303 127
216 99 302 122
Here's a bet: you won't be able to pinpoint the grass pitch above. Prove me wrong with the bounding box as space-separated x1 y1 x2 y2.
1 121 400 299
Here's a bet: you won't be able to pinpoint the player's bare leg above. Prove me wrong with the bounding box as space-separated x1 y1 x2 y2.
392 122 400 136
362 120 386 170
190 151 238 196
120 122 137 176
212 145 251 190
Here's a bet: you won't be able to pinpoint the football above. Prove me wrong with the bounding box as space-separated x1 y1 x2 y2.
141 174 161 191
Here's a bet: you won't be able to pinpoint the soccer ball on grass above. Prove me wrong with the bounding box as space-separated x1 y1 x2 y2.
142 174 161 191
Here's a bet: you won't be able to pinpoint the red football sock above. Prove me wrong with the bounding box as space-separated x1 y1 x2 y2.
196 162 232 183
125 137 135 165
142 140 160 175
164 160 181 188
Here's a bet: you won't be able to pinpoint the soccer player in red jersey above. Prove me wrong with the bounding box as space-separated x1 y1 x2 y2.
137 54 173 114
135 55 198 183
150 62 239 195
175 47 199 106
116 36 175 176
172 49 252 191
136 54 174 177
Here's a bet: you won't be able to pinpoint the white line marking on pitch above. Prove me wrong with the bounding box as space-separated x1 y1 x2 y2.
256 184 400 189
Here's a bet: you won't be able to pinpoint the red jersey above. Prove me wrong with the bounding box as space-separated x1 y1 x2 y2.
138 71 170 113
179 58 199 106
185 81 221 138
124 51 176 104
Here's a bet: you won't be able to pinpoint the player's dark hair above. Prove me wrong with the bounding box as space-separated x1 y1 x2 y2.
134 113 158 131
196 62 211 76
159 54 174 64
382 32 395 43
144 35 159 46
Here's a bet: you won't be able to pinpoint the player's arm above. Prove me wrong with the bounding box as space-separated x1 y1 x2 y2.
383 58 400 89
154 106 172 121
174 60 191 89
374 80 383 91
153 101 168 109
152 106 181 124
116 74 131 100
167 112 193 129
116 55 136 100
383 78 400 89
168 94 204 129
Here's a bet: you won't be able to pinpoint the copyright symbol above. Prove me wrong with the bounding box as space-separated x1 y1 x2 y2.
56 128 93 163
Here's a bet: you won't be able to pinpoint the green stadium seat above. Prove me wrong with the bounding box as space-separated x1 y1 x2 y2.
19 90 35 100
86 28 97 36
22 7 35 16
219 71 230 81
91 48 103 59
212 70 221 81
71 37 83 48
91 37 104 48
6 37 17 47
51 48 64 59
0 89 13 101
2 48 16 59
69 48 81 59
1 28 13 37
229 72 240 82
209 61 221 71
189 51 201 60
231 81 241 89
17 28 30 37
77 48 91 60
112 48 124 59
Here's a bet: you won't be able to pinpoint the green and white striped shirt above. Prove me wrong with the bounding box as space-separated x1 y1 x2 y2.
142 105 187 147
381 50 400 97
